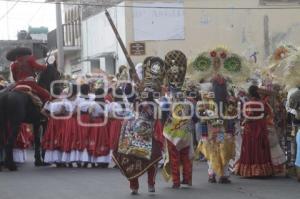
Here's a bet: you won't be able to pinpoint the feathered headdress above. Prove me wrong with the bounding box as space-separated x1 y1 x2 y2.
270 48 300 90
189 47 253 84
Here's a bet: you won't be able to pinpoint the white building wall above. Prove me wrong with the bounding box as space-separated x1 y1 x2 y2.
80 0 300 75
124 0 300 66
81 3 127 75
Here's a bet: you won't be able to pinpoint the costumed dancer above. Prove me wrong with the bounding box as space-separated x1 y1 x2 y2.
163 50 193 188
266 46 300 181
108 88 127 158
286 88 300 182
259 88 286 175
113 56 165 194
196 82 235 183
235 85 274 177
191 47 252 182
88 88 110 168
42 86 66 165
73 84 92 167
13 124 33 163
60 84 78 167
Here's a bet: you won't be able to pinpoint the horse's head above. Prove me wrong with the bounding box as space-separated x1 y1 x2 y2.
37 61 61 92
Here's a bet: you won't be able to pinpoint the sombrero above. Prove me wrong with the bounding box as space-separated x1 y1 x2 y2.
6 47 32 61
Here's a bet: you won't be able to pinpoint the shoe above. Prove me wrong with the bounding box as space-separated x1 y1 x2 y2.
218 177 231 184
148 185 155 193
172 184 180 189
131 189 138 195
68 163 73 168
208 176 217 183
181 180 192 187
83 163 89 168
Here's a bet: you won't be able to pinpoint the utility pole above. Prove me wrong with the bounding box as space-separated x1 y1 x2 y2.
56 0 64 73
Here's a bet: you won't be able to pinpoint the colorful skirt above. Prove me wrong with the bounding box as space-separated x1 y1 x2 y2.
235 120 274 177
198 124 235 177
13 124 33 163
108 119 123 151
43 118 65 163
88 118 110 163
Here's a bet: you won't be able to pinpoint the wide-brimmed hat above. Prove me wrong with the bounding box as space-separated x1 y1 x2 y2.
6 47 32 61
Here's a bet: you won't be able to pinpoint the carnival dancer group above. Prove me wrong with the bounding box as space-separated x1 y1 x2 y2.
1 46 300 194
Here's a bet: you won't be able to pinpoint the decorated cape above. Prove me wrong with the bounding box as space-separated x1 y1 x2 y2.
113 119 163 180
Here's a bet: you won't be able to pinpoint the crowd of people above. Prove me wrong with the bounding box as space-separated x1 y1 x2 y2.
0 46 300 195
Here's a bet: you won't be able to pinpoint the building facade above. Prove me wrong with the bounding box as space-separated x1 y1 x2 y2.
62 0 300 75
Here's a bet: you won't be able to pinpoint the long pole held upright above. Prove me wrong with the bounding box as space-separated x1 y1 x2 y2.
105 9 141 85
56 0 65 73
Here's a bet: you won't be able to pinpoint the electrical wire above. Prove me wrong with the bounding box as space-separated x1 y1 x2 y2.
0 0 20 22
0 0 300 10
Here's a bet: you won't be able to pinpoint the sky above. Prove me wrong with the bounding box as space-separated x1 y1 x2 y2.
0 0 56 40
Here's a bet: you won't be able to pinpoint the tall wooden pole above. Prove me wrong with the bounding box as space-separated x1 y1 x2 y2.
105 9 141 85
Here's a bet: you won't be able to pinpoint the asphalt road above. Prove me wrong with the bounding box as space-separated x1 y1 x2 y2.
0 153 299 199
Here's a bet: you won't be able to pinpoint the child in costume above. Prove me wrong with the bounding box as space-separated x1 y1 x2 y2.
163 50 194 188
113 57 165 194
42 86 66 165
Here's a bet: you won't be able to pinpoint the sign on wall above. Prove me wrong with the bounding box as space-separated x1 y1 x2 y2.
130 42 146 56
133 2 185 41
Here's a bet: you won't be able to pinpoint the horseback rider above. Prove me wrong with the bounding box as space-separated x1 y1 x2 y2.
7 47 50 104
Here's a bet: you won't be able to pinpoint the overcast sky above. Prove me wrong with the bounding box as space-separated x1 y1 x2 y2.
0 0 56 40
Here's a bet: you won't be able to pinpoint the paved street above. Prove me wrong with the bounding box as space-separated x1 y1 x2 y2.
0 152 299 199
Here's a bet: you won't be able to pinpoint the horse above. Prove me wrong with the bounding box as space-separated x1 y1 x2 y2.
0 63 61 171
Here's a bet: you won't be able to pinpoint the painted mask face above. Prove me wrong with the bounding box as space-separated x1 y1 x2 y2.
151 63 161 74
165 50 187 90
143 57 165 93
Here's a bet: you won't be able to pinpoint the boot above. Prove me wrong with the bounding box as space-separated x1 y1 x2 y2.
218 177 231 184
4 161 17 171
172 184 180 189
181 180 192 187
83 162 89 168
208 175 217 183
148 185 155 193
131 189 138 195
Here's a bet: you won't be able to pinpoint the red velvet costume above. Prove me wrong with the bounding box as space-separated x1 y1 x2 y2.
10 55 50 103
167 141 193 186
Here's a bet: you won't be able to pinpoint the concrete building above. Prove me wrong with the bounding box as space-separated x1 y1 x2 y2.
76 0 300 76
47 0 123 75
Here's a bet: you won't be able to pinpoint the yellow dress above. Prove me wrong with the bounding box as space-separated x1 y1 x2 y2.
197 100 236 176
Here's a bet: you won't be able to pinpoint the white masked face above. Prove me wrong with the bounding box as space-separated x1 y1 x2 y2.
151 63 161 74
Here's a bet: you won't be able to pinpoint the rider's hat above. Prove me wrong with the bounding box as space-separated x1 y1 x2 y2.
7 47 46 69
6 47 32 61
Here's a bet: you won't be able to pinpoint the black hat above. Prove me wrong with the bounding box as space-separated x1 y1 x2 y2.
6 47 32 61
